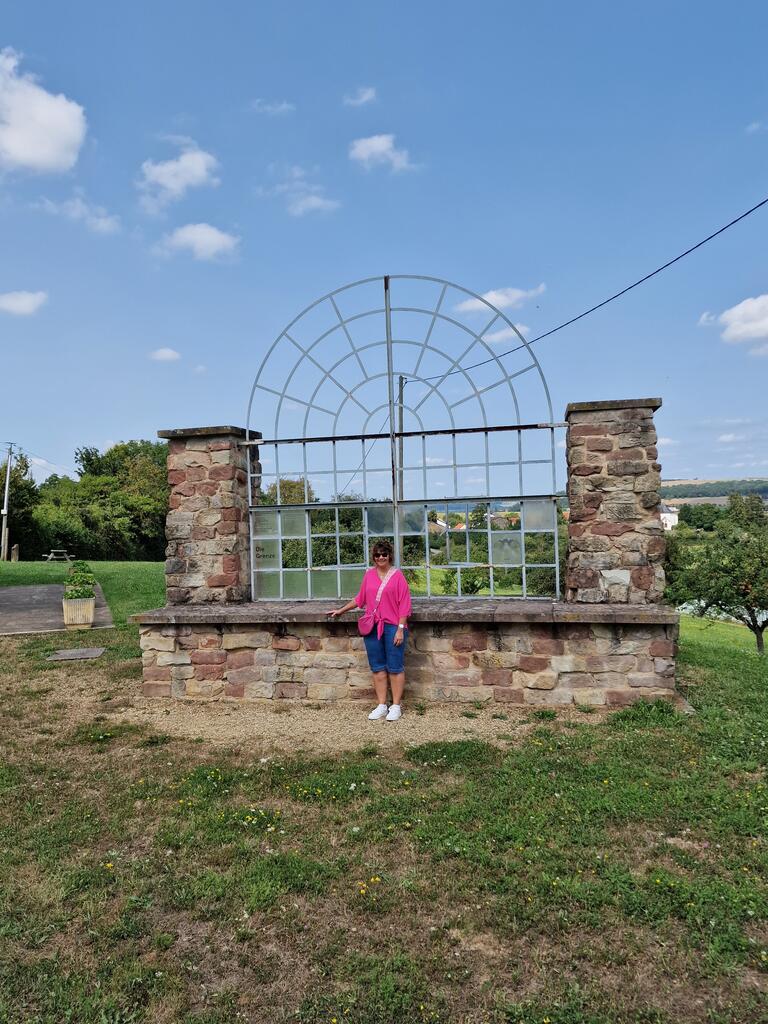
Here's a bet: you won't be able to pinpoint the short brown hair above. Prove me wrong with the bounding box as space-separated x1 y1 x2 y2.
371 539 394 561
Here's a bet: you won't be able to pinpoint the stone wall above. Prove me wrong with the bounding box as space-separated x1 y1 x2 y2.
159 426 254 604
139 608 678 707
565 399 666 604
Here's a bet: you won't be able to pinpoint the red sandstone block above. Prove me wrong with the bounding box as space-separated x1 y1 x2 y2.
349 687 376 700
645 446 658 459
191 650 227 665
198 634 222 649
646 537 665 557
235 469 247 484
186 467 206 482
168 439 186 454
605 690 643 706
493 687 524 703
168 494 183 510
303 637 322 651
196 483 218 497
532 638 565 656
216 522 238 535
591 522 635 536
325 637 350 652
275 682 308 699
273 635 301 651
209 440 233 451
195 664 225 680
207 573 238 587
168 469 186 485
143 681 171 697
649 639 675 658
452 633 488 652
175 483 196 497
222 554 241 573
630 566 654 589
518 655 550 672
585 437 614 451
209 464 236 481
573 465 602 476
220 507 242 521
144 665 171 681
483 668 514 686
224 681 245 698
569 523 587 537
227 650 256 669
192 527 215 540
609 448 647 461
569 425 609 437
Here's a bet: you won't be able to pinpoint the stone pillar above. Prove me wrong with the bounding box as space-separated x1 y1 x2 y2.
158 426 255 604
565 398 665 604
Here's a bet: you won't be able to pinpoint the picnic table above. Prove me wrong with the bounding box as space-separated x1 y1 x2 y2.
41 550 75 562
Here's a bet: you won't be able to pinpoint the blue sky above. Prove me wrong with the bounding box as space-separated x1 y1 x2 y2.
1 1 767 485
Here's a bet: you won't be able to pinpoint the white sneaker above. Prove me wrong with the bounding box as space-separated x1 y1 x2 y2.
368 704 388 721
385 704 402 722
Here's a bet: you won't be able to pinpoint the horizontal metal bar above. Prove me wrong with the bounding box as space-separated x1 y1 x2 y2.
249 494 561 511
240 421 567 447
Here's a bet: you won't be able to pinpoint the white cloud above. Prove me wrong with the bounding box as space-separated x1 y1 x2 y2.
717 294 768 356
456 284 546 314
349 133 412 171
35 190 120 234
749 343 768 357
161 222 240 261
0 290 47 315
343 86 376 107
0 48 86 173
697 311 715 327
717 433 745 443
251 98 295 115
257 165 340 217
138 138 219 212
485 325 530 343
150 347 181 361
657 438 679 448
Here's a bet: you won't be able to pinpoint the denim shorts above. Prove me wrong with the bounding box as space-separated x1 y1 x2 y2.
363 623 408 674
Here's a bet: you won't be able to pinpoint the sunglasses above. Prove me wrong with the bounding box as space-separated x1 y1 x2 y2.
373 553 390 559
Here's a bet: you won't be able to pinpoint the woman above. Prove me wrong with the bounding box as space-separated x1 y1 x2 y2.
328 540 412 721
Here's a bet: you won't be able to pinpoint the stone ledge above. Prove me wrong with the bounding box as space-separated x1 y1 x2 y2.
565 398 662 417
132 598 679 627
157 426 253 439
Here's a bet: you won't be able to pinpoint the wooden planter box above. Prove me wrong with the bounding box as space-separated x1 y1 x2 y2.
63 597 95 630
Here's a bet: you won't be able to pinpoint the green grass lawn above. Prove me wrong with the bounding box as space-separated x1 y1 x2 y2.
0 571 766 1022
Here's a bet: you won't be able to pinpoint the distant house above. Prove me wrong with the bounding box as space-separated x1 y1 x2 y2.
660 502 679 531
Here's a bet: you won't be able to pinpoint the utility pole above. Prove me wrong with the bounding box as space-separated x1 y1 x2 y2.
1 442 13 562
397 375 405 501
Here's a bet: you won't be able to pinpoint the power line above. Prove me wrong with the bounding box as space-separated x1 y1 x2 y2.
420 192 768 382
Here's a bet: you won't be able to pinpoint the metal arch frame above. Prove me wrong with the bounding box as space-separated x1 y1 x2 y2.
245 274 554 440
244 275 560 601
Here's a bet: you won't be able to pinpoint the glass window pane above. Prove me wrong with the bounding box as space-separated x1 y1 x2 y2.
310 508 336 534
312 570 340 598
491 501 521 529
256 476 276 504
274 478 308 505
447 532 468 563
455 432 486 465
400 469 425 501
401 535 426 565
305 441 333 473
401 437 422 469
282 538 307 568
447 502 468 529
340 568 363 598
251 510 278 536
525 567 556 598
435 566 458 596
280 508 307 537
468 502 488 529
275 443 304 474
365 471 391 501
282 571 309 598
493 567 522 596
427 530 447 565
426 468 453 500
367 504 393 534
491 532 523 565
524 500 555 532
457 466 487 496
398 506 425 534
252 538 279 570
338 505 363 531
334 440 361 472
468 532 488 562
339 536 365 565
458 566 489 596
253 571 280 598
525 532 556 565
488 431 519 467
311 536 337 567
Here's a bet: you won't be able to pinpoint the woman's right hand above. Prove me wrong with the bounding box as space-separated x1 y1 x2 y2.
327 608 345 618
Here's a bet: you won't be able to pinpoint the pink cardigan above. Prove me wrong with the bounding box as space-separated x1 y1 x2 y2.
355 568 412 637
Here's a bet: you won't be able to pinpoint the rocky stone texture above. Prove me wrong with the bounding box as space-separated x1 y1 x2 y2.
139 619 678 706
565 399 666 604
158 426 253 604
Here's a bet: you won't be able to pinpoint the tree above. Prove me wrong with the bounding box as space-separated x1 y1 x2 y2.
1 454 43 558
678 503 726 532
666 496 768 654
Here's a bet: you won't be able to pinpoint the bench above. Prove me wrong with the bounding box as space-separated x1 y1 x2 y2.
41 550 75 562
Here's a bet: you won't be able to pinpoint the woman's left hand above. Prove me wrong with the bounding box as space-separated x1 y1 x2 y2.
393 627 404 646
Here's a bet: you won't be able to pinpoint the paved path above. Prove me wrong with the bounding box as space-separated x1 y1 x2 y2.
0 584 114 635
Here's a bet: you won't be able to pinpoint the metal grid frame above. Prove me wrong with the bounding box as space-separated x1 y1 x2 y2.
245 275 562 600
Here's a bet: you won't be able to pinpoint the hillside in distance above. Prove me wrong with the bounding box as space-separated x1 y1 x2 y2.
660 477 768 499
